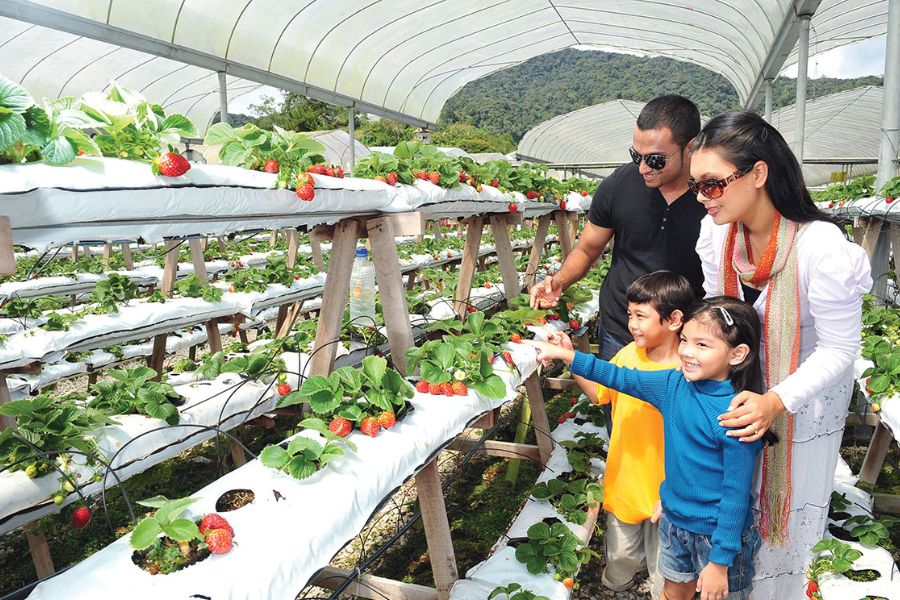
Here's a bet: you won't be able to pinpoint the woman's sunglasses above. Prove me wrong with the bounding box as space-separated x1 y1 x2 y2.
628 147 678 170
687 167 752 200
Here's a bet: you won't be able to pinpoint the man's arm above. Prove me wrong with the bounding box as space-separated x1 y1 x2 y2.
530 221 613 308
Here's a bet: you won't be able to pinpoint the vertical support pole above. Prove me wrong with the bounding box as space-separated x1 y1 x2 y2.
489 214 520 300
453 217 484 319
794 13 812 161
367 217 415 375
217 71 229 125
121 243 134 270
506 391 532 484
310 237 325 271
309 220 359 377
0 216 14 276
859 421 892 485
348 106 356 171
432 220 443 240
149 240 180 378
554 211 573 260
523 373 553 465
276 230 301 332
26 525 55 579
764 78 773 122
525 215 551 290
0 374 13 431
101 243 112 267
567 212 578 245
414 460 458 599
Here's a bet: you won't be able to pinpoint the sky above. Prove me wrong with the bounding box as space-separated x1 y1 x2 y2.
228 37 888 116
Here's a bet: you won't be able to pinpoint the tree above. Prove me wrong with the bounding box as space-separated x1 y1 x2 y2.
431 123 515 154
250 93 350 132
355 118 414 147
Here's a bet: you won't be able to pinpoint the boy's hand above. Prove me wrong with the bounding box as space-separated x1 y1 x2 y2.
523 340 575 366
650 501 662 524
696 562 728 600
545 332 574 351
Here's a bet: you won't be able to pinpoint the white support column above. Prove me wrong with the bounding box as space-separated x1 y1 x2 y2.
876 0 900 193
348 105 356 171
217 71 229 125
794 14 812 160
764 79 774 122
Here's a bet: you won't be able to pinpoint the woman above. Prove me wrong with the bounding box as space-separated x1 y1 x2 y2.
691 110 872 598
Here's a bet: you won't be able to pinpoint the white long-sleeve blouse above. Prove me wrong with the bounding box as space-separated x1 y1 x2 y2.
695 216 872 423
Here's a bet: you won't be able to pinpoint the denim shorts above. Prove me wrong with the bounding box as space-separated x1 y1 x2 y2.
657 513 761 598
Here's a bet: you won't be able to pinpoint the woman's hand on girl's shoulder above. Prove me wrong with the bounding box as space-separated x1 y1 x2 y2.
718 390 786 442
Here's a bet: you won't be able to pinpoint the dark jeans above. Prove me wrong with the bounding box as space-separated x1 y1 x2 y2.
595 319 629 435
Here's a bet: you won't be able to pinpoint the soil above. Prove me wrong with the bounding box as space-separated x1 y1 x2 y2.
215 489 255 512
131 537 210 575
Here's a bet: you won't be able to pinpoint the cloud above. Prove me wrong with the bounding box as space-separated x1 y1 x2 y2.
781 36 886 79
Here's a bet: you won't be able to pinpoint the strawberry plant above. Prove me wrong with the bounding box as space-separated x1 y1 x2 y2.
807 539 862 592
259 417 356 480
880 175 900 200
488 583 550 600
513 521 593 578
130 495 224 574
0 394 109 478
90 273 137 313
531 477 603 525
0 296 65 319
203 122 325 174
405 336 507 399
223 256 315 292
87 367 183 424
838 514 900 548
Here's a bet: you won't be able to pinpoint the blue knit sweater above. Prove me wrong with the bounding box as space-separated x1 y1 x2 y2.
570 351 762 566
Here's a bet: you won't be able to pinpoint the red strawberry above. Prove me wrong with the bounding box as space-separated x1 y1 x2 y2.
328 417 352 437
459 171 468 183
387 171 398 186
827 202 834 208
581 190 588 197
558 416 566 423
264 159 280 173
570 320 580 329
547 314 560 320
204 528 233 554
502 351 514 366
418 171 428 180
374 175 387 183
152 152 191 177
71 506 92 529
510 333 522 343
308 163 326 175
467 177 476 186
570 398 577 406
484 282 492 288
415 380 431 393
429 171 441 185
296 183 315 201
508 202 518 213
298 172 315 186
335 166 344 178
377 411 397 429
562 577 574 589
468 306 477 313
491 178 499 187
525 190 538 200
451 381 468 396
324 166 335 177
77 148 85 156
887 197 894 204
559 200 566 210
276 383 291 396
838 201 844 207
360 417 381 437
199 513 234 536
436 382 452 396
429 382 443 395
537 317 547 325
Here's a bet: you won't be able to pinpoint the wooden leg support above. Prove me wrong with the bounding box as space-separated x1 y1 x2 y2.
26 524 55 579
859 420 892 486
490 214 521 300
415 460 458 599
525 215 551 291
0 373 14 430
554 211 573 260
313 567 437 600
452 217 484 320
523 373 553 465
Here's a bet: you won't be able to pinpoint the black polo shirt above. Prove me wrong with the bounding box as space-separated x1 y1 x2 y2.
588 162 706 342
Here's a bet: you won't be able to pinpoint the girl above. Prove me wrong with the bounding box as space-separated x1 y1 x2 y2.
529 296 768 600
691 110 871 597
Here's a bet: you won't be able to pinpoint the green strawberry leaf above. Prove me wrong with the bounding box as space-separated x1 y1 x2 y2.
287 455 317 479
164 518 200 542
259 445 291 470
130 517 162 549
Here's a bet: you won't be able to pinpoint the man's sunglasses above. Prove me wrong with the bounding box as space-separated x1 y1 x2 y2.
687 167 752 200
628 147 680 170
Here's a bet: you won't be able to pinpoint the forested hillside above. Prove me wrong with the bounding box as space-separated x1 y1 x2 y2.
439 48 883 141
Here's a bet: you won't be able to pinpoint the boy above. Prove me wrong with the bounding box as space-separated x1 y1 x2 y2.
563 271 695 598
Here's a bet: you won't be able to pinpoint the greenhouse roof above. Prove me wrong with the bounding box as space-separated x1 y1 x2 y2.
516 86 888 186
0 0 889 134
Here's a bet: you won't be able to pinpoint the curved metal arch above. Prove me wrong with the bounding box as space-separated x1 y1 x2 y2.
266 0 318 72
556 1 768 84
377 4 554 109
19 36 79 88
224 0 255 60
413 33 573 120
137 62 191 94
301 0 383 83
536 112 634 163
58 44 124 98
161 70 217 105
548 0 581 45
170 0 189 44
178 82 260 123
0 21 33 49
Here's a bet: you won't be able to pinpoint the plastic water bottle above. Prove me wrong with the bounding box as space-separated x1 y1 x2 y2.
349 247 376 326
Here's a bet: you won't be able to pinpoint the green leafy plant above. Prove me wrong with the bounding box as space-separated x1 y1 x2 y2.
259 418 356 480
90 273 138 314
880 175 900 200
405 337 507 399
87 367 183 424
0 394 109 478
203 122 325 174
807 539 863 587
840 514 900 548
531 476 603 525
174 274 224 303
0 296 65 319
513 521 593 578
488 583 550 600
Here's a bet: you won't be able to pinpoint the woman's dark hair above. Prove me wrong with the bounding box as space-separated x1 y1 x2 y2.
627 270 696 322
685 296 763 394
637 95 701 148
693 110 831 224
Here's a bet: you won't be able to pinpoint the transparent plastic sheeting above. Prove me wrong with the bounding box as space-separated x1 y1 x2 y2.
518 86 888 187
1 0 889 130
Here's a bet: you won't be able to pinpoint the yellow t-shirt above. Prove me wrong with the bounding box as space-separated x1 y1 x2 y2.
596 342 674 524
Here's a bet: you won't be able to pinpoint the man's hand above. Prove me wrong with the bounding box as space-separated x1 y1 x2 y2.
530 275 562 309
696 562 728 600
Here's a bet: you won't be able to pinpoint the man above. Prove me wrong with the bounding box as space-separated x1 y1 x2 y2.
531 94 705 362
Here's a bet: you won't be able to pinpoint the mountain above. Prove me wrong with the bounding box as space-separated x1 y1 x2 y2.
439 48 883 142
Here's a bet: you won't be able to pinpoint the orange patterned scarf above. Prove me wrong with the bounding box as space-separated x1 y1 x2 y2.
719 214 800 544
